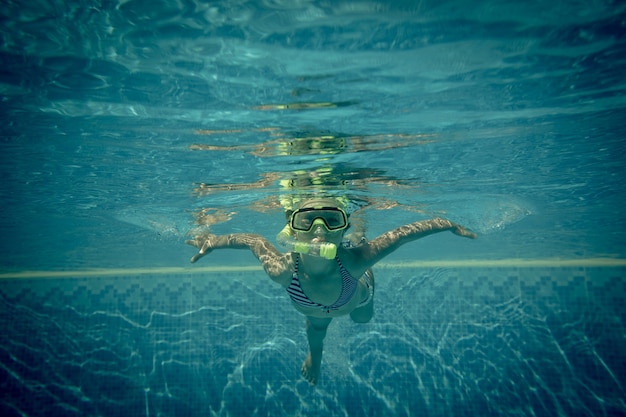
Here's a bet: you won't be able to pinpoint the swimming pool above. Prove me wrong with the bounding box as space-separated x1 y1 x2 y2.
1 1 625 416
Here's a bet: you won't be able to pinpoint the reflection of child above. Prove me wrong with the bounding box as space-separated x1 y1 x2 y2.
187 197 477 385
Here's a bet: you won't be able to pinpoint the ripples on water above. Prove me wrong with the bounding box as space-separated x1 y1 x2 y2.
2 0 624 265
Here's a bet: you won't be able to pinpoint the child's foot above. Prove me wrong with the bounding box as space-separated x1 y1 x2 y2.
301 353 321 385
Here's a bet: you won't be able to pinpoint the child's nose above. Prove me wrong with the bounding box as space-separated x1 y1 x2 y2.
312 219 326 235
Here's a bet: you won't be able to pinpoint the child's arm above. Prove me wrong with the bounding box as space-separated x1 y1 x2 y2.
186 233 293 286
355 218 476 267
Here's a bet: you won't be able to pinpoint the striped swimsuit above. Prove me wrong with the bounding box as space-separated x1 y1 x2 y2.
286 254 358 313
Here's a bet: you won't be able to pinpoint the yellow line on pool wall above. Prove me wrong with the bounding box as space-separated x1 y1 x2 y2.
0 266 263 279
1 258 625 279
383 258 626 269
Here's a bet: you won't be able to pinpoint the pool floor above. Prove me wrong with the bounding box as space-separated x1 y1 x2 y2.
1 264 625 417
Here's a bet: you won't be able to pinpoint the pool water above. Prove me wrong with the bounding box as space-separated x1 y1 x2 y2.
1 1 625 416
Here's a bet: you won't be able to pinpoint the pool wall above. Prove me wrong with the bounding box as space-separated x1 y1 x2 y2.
1 264 624 417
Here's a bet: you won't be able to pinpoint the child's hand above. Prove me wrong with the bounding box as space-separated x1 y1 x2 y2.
185 234 217 263
451 224 478 239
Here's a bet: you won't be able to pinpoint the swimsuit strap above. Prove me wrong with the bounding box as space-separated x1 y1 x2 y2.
333 257 358 307
287 254 316 308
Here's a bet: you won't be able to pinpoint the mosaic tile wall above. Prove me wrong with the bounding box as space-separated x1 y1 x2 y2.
3 266 623 315
1 266 624 417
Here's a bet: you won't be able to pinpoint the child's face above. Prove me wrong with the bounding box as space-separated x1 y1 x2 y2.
296 219 344 244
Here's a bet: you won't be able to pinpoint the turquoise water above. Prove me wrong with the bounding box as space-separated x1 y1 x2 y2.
1 1 625 416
